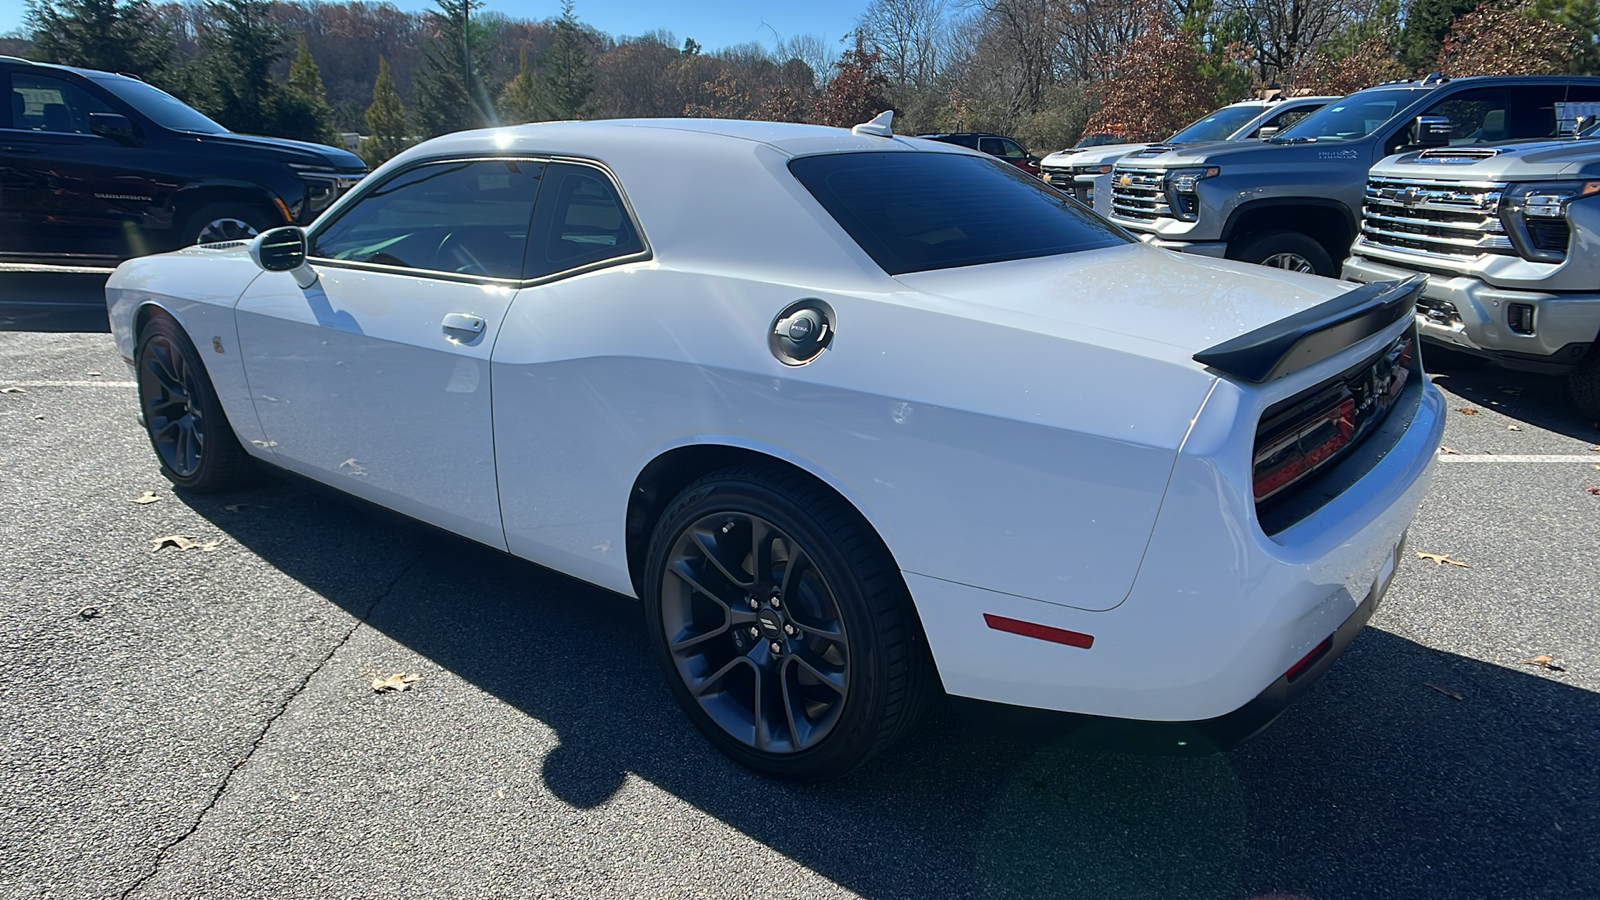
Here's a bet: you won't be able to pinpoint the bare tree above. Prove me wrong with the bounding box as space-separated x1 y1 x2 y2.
858 0 948 88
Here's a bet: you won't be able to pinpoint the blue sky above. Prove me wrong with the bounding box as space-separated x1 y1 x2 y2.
0 0 866 53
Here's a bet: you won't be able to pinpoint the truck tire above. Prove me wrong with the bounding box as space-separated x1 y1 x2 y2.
1569 346 1600 420
182 203 277 246
1228 231 1336 277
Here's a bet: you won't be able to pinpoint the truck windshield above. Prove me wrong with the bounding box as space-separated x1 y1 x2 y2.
90 76 229 134
1271 89 1420 143
790 152 1130 275
1167 105 1261 143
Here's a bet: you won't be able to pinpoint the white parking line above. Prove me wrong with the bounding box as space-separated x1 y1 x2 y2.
1439 454 1600 463
3 380 136 388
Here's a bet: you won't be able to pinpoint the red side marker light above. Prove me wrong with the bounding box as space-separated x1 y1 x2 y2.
1285 637 1332 682
984 613 1094 649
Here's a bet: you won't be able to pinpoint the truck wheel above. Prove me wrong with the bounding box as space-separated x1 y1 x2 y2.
1229 231 1336 277
183 203 277 246
1569 346 1600 420
135 313 257 491
642 465 935 782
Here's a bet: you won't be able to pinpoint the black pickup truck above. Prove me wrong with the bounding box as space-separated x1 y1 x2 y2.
1 56 366 265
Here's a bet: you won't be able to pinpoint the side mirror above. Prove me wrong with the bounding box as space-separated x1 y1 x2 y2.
88 112 138 145
249 226 317 288
1414 116 1451 148
1573 114 1595 137
1256 125 1279 140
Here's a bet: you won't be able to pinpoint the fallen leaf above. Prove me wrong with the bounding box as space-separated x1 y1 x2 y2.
77 606 101 619
1587 487 1600 496
87 371 101 377
1589 445 1600 452
1499 386 1523 395
199 540 221 552
1457 407 1479 415
129 491 161 505
223 502 268 512
372 673 421 693
1415 551 1470 567
1507 425 1521 432
0 386 24 394
1439 445 1459 454
1518 654 1567 672
149 534 199 553
1425 682 1464 701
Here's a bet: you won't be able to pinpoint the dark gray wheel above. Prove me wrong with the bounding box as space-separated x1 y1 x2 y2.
183 203 275 246
135 314 255 491
1569 345 1600 419
643 466 934 781
1229 230 1336 277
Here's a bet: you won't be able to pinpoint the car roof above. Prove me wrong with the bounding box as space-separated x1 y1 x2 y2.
0 56 143 84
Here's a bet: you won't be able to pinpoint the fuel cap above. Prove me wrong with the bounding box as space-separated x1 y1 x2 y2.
769 299 835 366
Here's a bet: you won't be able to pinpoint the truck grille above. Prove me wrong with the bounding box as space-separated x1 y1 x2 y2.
1042 167 1089 205
1110 167 1169 221
1361 177 1514 260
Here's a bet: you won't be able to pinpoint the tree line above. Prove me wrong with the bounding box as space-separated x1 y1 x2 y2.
6 0 1597 165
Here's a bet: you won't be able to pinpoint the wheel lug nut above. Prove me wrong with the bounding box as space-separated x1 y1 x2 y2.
748 598 759 610
749 627 759 638
770 642 782 654
783 624 795 635
771 597 781 609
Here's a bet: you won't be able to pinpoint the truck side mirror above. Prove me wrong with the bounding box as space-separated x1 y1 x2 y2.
88 112 138 145
1414 116 1451 148
249 226 318 288
1256 125 1279 140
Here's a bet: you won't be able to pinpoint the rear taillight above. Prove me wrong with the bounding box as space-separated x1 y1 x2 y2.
1253 395 1356 502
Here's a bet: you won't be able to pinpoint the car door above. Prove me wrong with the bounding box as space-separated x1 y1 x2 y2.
0 69 145 259
234 157 545 550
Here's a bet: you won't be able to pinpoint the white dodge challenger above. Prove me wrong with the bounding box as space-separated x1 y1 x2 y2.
108 114 1445 781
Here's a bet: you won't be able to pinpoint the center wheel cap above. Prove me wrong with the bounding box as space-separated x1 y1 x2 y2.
756 608 785 640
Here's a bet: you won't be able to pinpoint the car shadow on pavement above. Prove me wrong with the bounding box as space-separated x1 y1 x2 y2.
0 272 112 333
1426 344 1600 440
183 477 1600 900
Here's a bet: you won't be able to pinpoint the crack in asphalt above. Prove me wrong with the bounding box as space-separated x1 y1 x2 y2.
117 550 427 900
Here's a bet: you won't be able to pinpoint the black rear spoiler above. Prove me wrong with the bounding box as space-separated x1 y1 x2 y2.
1193 275 1425 384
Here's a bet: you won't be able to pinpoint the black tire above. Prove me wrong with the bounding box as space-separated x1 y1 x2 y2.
181 203 277 246
1228 230 1337 277
642 465 935 782
1569 345 1600 419
135 313 256 491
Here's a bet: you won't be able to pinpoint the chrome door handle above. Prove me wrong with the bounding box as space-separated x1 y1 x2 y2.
442 313 485 337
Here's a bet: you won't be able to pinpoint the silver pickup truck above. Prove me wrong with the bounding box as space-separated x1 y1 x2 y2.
1343 131 1600 416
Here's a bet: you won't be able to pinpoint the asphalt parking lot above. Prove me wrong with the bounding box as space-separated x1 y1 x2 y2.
2 274 1598 899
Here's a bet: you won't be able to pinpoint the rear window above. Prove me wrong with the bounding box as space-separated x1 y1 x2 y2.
790 152 1129 275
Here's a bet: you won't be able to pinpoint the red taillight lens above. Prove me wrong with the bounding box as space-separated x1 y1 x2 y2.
1253 396 1356 501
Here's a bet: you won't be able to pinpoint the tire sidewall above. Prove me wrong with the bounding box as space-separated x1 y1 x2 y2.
1232 230 1336 277
182 203 275 247
642 474 893 781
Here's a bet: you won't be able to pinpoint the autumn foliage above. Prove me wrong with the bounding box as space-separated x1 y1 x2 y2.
1082 11 1227 142
1437 0 1583 76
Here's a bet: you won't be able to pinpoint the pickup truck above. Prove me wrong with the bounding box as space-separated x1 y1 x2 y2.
1108 75 1600 278
1343 128 1600 417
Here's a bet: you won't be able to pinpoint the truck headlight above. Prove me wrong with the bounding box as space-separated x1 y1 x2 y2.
1500 180 1600 261
1164 167 1219 221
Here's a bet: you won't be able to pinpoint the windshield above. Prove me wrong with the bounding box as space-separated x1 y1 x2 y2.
1272 89 1420 143
89 76 228 134
1167 105 1262 144
1073 133 1124 149
789 152 1129 276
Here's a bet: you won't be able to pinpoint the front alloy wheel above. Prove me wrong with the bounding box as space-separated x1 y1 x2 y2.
644 466 933 782
135 314 255 491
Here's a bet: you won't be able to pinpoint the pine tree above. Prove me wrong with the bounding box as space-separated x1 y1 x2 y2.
25 0 172 79
190 0 290 133
287 35 338 146
541 0 594 120
413 0 496 137
362 56 410 166
1401 0 1483 71
499 50 546 123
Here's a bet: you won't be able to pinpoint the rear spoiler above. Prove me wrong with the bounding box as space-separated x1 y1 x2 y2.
1193 275 1425 384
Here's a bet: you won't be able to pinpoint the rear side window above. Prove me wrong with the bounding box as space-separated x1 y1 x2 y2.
789 152 1129 275
525 162 645 278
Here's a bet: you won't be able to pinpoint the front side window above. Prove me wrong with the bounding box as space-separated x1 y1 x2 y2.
1422 86 1566 144
8 73 112 135
1251 105 1321 137
789 151 1130 276
524 162 645 278
312 158 544 279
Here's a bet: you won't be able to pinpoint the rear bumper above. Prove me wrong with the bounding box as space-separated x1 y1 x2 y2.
1345 254 1600 372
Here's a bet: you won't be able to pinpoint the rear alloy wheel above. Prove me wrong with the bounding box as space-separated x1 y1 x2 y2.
135 314 255 491
1229 230 1336 278
643 466 933 782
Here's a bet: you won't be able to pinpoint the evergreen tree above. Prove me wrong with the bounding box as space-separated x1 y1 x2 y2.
25 0 171 80
190 0 290 133
541 0 594 120
413 0 496 137
362 56 410 166
499 50 546 123
287 35 338 145
1401 0 1482 71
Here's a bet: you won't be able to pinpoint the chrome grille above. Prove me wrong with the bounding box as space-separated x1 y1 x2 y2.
1110 167 1169 221
1361 177 1512 259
